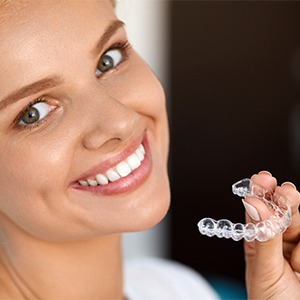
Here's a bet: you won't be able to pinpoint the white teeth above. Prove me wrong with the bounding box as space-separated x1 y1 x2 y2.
106 169 121 182
78 143 146 186
139 144 145 155
79 180 89 186
135 148 144 161
96 174 109 185
87 179 98 186
116 161 132 177
126 153 141 170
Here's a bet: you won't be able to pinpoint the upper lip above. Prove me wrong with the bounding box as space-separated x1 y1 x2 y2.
73 133 145 183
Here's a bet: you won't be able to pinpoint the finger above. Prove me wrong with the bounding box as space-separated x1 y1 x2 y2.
243 195 273 222
290 242 300 274
278 182 300 273
244 239 255 288
283 241 297 260
245 234 285 291
243 171 278 222
278 183 300 243
244 172 283 288
244 205 279 288
244 211 257 287
244 203 287 295
251 171 277 193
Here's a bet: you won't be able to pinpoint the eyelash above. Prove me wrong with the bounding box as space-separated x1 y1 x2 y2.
14 40 131 131
109 40 131 54
96 40 131 77
14 98 54 131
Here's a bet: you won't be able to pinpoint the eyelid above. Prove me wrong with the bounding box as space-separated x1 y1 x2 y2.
14 98 58 130
105 40 131 52
95 40 131 77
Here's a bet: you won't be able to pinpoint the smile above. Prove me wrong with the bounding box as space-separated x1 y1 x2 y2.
78 144 145 186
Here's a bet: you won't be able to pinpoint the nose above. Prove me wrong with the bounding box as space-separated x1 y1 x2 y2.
80 92 138 151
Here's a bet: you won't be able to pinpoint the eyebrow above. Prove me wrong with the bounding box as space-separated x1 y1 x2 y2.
0 20 125 112
0 76 64 111
91 19 125 56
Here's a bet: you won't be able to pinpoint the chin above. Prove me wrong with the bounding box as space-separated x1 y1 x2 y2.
123 181 171 233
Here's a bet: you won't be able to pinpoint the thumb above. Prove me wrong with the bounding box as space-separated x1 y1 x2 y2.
245 234 284 299
244 203 285 295
245 234 284 276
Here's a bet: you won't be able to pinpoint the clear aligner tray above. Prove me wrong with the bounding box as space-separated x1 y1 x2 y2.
198 178 292 242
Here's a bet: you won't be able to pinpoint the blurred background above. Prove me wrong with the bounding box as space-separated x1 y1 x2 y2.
118 1 300 299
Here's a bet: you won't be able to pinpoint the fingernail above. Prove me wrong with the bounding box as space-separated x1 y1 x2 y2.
242 199 261 221
282 181 297 190
258 170 272 176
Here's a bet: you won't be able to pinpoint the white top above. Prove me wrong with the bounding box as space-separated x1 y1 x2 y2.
124 257 220 300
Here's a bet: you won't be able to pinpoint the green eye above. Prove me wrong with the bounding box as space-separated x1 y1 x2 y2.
19 102 50 125
96 49 122 77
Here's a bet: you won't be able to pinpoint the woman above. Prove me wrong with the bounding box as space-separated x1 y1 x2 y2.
0 0 299 299
0 0 167 297
0 0 218 298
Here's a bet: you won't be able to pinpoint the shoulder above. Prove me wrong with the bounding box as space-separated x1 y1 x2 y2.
124 257 220 300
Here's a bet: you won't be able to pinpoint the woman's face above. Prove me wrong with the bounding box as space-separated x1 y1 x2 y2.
0 0 170 241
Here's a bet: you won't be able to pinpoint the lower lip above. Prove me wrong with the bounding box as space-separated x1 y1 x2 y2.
72 140 152 196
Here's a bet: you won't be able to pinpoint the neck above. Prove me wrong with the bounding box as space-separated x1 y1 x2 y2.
0 216 124 299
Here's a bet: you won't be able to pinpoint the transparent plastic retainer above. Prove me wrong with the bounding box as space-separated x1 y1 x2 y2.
198 178 292 242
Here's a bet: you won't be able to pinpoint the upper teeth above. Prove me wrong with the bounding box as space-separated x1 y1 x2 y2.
78 144 145 186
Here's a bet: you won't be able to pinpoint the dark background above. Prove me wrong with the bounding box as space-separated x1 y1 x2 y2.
170 0 300 292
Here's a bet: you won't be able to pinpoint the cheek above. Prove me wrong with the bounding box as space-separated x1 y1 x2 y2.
0 134 73 215
0 133 83 241
107 53 168 117
111 55 170 156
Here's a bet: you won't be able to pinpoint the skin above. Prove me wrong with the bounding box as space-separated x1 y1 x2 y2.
0 0 170 298
244 171 300 299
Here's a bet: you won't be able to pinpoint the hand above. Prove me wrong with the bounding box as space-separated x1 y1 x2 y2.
244 171 300 300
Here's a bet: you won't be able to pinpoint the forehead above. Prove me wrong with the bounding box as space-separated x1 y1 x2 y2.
0 0 116 51
0 0 116 95
0 0 114 30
